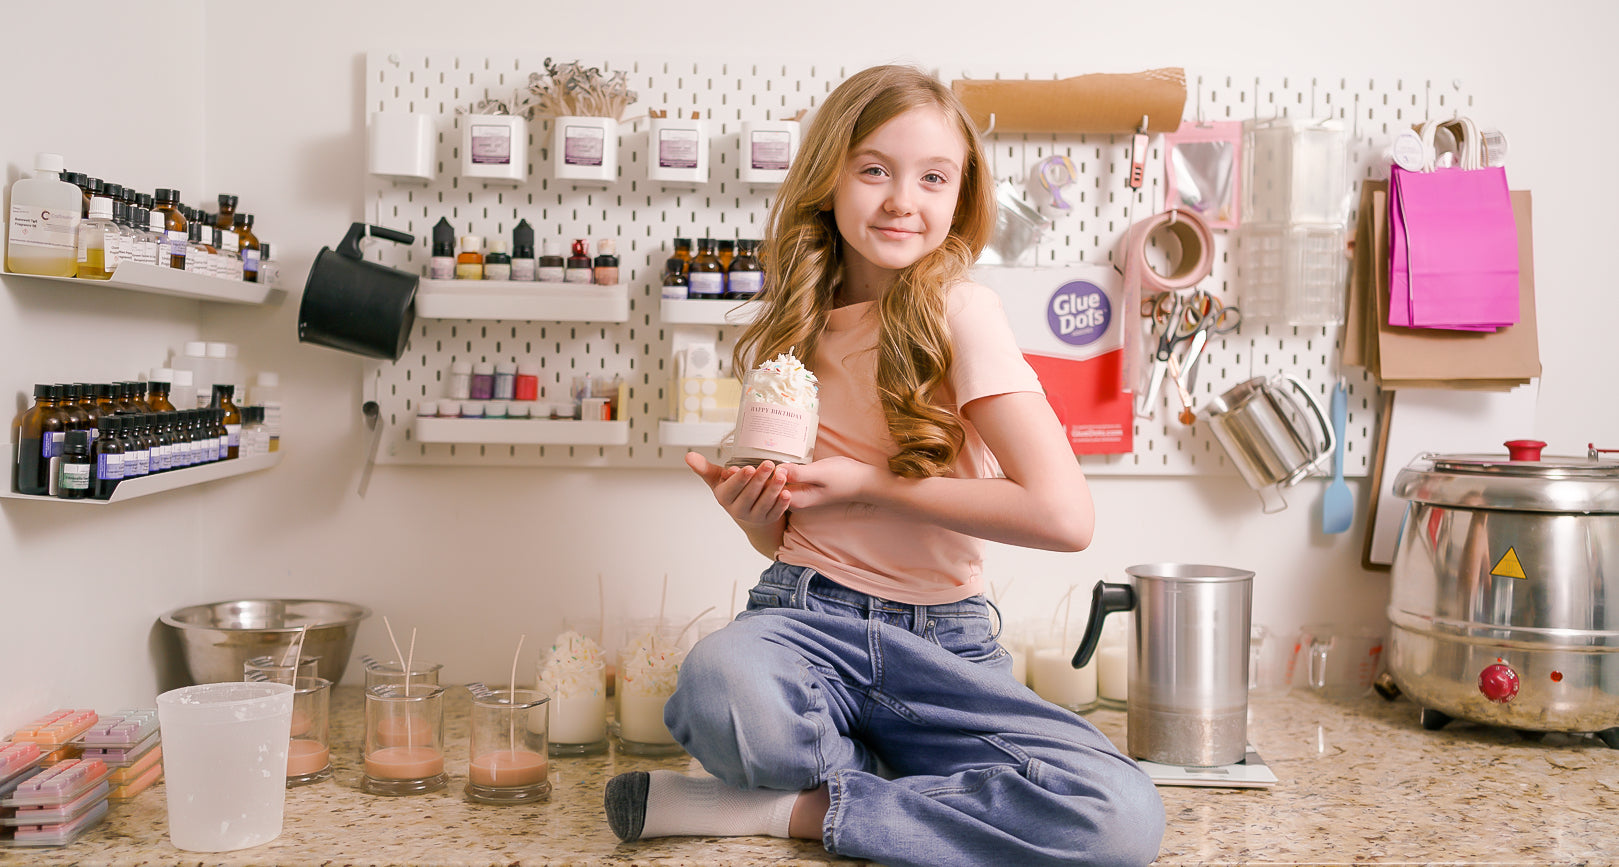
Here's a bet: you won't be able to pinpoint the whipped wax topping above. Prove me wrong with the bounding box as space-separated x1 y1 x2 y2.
745 352 819 411
539 631 604 699
618 634 682 698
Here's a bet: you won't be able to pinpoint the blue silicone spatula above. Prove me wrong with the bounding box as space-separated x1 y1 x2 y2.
1322 380 1353 534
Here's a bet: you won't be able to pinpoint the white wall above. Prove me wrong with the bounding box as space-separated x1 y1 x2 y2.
4 0 1614 728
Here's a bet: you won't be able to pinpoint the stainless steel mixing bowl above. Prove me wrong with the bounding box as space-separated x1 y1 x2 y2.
160 599 371 685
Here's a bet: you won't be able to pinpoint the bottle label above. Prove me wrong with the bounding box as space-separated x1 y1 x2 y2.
8 203 79 251
166 230 188 261
537 265 565 283
227 424 241 448
751 131 793 171
455 262 483 280
564 268 594 284
594 266 619 285
689 272 725 299
563 124 605 167
44 431 63 458
243 247 260 274
130 447 149 476
60 461 91 491
511 258 536 281
429 257 456 280
484 263 512 281
222 231 239 255
658 128 700 169
471 123 514 165
96 452 125 481
217 435 229 460
728 271 764 295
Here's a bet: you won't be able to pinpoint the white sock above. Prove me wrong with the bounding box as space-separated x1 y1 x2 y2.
640 770 798 839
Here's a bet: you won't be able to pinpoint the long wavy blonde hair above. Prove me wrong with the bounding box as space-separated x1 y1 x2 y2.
734 65 996 478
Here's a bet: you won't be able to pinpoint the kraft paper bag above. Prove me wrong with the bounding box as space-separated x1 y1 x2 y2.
1371 188 1540 388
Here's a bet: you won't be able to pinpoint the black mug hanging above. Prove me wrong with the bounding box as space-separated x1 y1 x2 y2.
298 223 418 361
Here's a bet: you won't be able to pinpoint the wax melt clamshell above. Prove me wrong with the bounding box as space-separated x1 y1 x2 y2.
0 759 110 807
1 780 108 825
1 799 108 847
74 709 158 750
8 710 98 746
105 743 161 781
108 761 162 802
0 744 44 783
80 732 159 768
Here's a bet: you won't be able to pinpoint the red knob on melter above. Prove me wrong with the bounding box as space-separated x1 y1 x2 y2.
1479 662 1520 703
1504 440 1546 461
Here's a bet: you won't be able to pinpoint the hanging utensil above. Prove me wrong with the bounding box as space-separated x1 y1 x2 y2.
1321 379 1353 533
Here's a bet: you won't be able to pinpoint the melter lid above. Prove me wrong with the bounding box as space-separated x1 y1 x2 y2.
1393 440 1619 514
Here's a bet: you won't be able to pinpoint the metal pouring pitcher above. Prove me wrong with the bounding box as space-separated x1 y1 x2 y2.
1073 563 1253 767
1199 374 1334 513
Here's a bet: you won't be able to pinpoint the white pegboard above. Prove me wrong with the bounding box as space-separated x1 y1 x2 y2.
362 53 1476 475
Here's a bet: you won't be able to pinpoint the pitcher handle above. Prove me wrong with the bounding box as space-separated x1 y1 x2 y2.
337 223 417 257
1072 581 1135 669
1278 374 1335 476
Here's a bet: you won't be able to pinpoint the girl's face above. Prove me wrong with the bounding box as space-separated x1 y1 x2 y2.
831 105 968 297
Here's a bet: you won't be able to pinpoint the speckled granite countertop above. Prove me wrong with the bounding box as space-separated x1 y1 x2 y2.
7 685 1618 866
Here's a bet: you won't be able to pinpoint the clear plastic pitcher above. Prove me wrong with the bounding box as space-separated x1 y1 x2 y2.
156 681 294 852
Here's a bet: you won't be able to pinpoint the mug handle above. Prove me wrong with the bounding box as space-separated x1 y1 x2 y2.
337 223 417 257
1308 640 1329 690
1277 374 1336 476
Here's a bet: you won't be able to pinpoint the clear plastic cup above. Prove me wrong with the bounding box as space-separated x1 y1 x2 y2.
156 681 294 852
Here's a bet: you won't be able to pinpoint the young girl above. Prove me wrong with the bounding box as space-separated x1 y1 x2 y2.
604 65 1164 867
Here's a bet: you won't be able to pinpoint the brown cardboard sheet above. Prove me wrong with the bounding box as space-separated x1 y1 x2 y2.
950 69 1187 135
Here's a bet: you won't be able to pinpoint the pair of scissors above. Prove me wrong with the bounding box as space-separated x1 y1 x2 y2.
1135 291 1203 418
1176 290 1243 393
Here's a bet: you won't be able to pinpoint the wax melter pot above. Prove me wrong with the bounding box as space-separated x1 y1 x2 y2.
298 223 418 361
1388 440 1619 746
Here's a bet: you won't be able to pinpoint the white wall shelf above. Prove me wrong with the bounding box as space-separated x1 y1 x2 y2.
2 262 281 305
1 446 282 504
413 418 629 446
657 420 732 448
660 298 756 326
414 280 629 322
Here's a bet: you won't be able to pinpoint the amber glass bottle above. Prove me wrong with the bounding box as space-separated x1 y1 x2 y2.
235 213 261 282
725 239 765 300
151 188 188 269
211 385 242 459
14 384 58 495
687 237 724 299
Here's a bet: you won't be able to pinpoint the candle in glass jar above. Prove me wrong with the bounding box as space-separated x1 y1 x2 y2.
617 694 676 744
289 708 313 738
1097 643 1128 703
364 745 444 779
468 749 549 787
286 738 329 776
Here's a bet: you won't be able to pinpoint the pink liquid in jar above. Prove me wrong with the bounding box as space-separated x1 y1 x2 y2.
286 738 330 776
467 749 549 787
364 745 444 780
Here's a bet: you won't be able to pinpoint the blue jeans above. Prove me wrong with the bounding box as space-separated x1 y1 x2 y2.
665 562 1164 867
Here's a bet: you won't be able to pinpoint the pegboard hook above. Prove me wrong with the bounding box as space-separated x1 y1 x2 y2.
983 113 997 136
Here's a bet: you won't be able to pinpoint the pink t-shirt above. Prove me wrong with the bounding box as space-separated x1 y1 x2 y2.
775 281 1043 605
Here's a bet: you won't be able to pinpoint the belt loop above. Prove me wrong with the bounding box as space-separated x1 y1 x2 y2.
912 603 928 636
792 565 815 608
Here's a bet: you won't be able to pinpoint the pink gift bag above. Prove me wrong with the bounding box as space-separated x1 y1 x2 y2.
1387 118 1520 330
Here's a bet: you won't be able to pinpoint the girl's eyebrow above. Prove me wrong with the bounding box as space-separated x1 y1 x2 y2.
850 146 962 174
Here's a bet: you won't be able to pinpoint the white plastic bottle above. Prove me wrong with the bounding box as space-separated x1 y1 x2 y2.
251 372 282 452
171 341 210 408
75 195 118 280
6 153 83 276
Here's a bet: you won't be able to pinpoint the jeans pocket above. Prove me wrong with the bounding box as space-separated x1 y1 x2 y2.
927 612 1003 664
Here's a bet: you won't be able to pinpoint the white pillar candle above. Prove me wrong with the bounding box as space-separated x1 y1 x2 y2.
1030 646 1098 711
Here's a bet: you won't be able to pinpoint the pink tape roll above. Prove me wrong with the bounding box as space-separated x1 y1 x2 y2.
1116 208 1215 393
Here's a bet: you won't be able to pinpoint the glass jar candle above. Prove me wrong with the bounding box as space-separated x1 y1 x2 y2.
724 353 819 468
286 676 333 787
362 684 447 796
243 654 321 685
539 631 608 756
465 689 551 804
